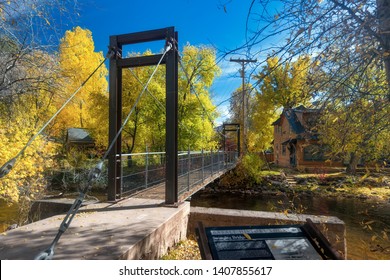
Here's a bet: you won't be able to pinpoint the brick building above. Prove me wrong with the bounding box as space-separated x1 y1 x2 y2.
272 105 338 168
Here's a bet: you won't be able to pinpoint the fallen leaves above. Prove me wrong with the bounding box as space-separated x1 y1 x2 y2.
161 237 201 260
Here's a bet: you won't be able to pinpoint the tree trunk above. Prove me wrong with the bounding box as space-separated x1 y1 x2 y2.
127 155 133 168
377 0 390 91
125 143 133 168
346 152 360 174
79 101 84 128
263 150 271 170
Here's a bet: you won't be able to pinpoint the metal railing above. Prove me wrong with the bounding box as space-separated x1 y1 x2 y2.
120 149 238 196
177 150 237 195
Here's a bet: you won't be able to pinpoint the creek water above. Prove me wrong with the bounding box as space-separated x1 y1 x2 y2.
0 200 19 233
191 191 390 260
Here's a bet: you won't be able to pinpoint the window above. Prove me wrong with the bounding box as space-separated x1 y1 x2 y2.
282 144 286 156
305 114 318 128
303 145 327 161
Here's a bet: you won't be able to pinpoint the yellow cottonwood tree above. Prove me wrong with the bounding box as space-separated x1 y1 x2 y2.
243 56 312 152
0 51 59 203
256 56 312 109
247 92 278 152
0 119 56 203
56 26 108 137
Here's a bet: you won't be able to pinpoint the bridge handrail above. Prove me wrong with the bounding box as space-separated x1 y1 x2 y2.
119 149 238 197
119 150 228 157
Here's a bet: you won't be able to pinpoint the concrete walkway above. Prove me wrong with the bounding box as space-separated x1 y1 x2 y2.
0 197 190 260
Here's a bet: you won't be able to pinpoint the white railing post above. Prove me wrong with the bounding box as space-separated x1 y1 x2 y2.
145 145 149 189
218 150 221 171
211 149 214 176
201 149 204 183
118 153 123 195
187 146 191 191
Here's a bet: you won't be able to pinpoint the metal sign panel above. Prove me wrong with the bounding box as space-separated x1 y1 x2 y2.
205 225 323 260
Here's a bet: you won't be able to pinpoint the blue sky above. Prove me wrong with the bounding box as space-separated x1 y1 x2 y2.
70 0 266 124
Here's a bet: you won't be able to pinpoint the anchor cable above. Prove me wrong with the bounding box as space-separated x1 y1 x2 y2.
127 67 194 135
0 51 114 179
101 42 172 162
177 56 227 140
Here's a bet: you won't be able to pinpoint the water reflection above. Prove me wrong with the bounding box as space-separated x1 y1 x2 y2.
0 200 18 232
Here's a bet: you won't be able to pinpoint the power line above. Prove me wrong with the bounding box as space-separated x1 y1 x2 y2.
229 58 257 155
177 58 227 141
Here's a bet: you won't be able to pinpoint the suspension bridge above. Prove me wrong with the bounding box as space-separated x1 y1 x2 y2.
0 27 240 259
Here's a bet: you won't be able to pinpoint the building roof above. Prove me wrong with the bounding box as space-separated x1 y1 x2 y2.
293 104 320 113
272 117 282 126
66 128 94 144
272 105 320 135
284 109 306 134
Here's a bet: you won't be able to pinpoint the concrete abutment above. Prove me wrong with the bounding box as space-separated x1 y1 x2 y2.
0 199 346 259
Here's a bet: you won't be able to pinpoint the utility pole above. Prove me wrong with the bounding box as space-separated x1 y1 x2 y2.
230 58 257 156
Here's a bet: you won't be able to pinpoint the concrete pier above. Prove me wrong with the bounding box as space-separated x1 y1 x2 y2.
0 198 190 260
0 198 346 260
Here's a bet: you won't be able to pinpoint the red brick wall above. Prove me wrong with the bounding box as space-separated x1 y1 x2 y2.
273 116 298 167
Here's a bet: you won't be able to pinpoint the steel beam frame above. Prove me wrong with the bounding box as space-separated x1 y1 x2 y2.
108 27 178 204
222 123 240 155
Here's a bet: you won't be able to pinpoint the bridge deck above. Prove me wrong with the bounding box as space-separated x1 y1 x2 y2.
134 168 230 200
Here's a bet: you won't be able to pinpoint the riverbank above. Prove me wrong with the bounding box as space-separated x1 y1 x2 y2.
161 168 390 260
202 168 390 203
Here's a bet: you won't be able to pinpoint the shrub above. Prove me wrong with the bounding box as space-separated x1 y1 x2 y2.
218 153 267 188
241 153 266 184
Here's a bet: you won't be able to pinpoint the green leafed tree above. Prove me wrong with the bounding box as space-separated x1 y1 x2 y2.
317 55 389 173
178 45 221 150
107 45 221 157
120 60 166 155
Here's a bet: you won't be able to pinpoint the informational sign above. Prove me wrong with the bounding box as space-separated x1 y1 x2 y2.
205 225 324 260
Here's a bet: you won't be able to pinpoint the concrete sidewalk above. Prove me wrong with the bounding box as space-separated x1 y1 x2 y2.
0 198 190 260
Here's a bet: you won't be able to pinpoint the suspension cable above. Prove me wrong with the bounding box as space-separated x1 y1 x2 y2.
34 43 171 260
127 68 194 135
177 57 227 140
101 43 172 162
0 50 114 179
128 68 166 113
